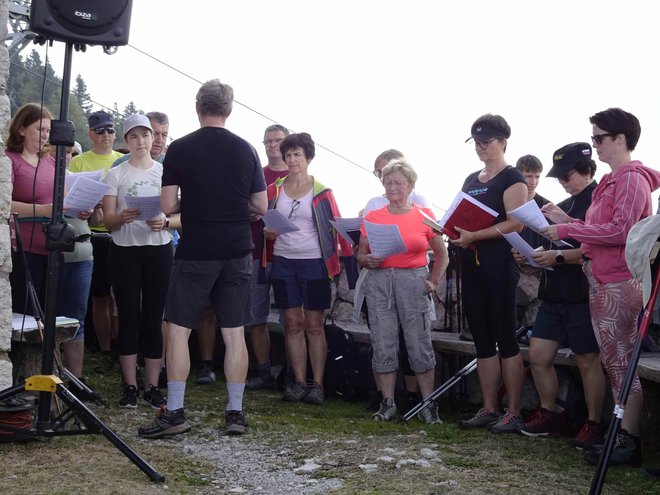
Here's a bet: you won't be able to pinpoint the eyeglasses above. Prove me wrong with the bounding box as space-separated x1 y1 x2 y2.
373 169 383 179
288 199 301 220
557 169 577 183
263 138 284 146
591 133 616 145
474 138 496 151
93 127 116 135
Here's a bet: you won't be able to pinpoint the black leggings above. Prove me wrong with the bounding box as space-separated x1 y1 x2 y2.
460 240 520 359
109 242 172 358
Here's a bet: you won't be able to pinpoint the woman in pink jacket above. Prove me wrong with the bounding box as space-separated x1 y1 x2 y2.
543 108 660 466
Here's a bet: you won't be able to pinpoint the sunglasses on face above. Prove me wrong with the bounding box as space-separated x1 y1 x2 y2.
591 132 616 145
93 127 116 135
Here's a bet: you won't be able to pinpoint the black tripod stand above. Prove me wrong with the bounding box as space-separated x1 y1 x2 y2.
0 41 163 482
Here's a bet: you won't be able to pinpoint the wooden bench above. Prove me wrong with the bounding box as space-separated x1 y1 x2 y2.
327 318 660 384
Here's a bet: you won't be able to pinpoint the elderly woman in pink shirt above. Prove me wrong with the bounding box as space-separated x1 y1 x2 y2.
543 108 660 466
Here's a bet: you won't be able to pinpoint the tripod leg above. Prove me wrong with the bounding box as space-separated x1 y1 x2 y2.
0 383 27 402
56 384 165 482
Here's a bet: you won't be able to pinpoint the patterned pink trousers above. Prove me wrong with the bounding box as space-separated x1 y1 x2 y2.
583 260 643 395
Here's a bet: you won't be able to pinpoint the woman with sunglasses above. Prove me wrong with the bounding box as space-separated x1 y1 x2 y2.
264 132 353 405
454 114 528 434
542 108 660 466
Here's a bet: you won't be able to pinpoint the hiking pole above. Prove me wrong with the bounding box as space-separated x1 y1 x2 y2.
401 357 477 422
588 254 660 495
401 325 528 423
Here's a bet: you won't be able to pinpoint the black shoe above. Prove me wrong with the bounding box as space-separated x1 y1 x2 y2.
138 407 191 438
246 374 275 390
119 385 138 409
225 410 247 435
143 386 166 409
583 429 642 467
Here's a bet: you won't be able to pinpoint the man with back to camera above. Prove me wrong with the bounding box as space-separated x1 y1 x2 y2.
69 111 124 371
138 79 267 438
245 124 291 390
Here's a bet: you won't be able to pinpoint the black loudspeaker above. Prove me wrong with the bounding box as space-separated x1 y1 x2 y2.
29 0 133 46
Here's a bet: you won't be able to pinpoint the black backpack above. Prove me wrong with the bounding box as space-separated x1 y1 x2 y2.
323 318 374 401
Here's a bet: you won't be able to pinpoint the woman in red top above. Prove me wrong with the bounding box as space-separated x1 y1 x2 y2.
357 159 448 423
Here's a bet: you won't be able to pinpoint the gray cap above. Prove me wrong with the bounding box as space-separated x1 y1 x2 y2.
122 114 153 138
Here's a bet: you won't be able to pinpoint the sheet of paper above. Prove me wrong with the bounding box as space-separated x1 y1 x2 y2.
507 200 573 248
363 220 407 258
12 313 79 331
65 170 103 190
499 229 551 270
63 176 109 215
262 209 301 234
330 217 363 245
124 195 163 221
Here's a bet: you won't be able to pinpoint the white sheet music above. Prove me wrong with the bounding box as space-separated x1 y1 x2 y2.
124 195 163 221
507 199 573 248
364 221 407 258
262 209 301 234
65 170 103 190
499 229 551 270
330 217 363 245
63 176 109 215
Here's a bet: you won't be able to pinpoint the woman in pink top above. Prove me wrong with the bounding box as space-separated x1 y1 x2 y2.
543 108 660 466
357 159 448 423
5 103 56 315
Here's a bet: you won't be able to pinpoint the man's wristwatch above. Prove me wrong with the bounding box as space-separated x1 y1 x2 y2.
555 250 565 265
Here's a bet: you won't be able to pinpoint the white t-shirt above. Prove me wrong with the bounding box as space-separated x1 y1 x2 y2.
363 190 431 215
103 160 170 247
274 188 322 259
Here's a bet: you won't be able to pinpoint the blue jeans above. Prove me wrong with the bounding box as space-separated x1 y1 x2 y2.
60 260 93 341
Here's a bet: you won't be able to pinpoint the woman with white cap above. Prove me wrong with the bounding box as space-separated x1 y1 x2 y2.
102 114 172 410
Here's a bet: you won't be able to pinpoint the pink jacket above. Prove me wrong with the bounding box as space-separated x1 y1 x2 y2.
557 161 660 284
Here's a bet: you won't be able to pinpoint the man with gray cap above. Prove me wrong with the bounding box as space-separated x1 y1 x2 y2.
514 143 606 450
69 111 124 371
138 79 267 438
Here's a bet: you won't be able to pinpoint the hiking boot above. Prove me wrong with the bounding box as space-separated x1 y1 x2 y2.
489 409 523 434
372 398 397 421
119 385 138 409
417 401 443 425
303 383 324 405
519 408 560 437
143 386 166 409
246 374 275 390
583 430 642 467
158 367 168 389
196 366 216 385
459 408 500 429
283 381 308 402
568 420 604 450
138 406 191 438
225 410 247 435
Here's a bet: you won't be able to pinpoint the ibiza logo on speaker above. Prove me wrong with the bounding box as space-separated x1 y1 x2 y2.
30 0 133 46
74 11 98 22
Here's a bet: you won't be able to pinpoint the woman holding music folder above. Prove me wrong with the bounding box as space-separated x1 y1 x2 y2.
454 114 527 434
357 159 448 423
102 114 171 411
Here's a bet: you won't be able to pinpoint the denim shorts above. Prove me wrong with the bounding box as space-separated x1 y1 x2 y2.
270 256 331 310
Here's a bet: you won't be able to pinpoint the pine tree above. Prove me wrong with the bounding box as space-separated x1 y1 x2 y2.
73 74 93 117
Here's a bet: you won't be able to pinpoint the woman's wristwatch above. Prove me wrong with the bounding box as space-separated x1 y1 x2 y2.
555 250 565 265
